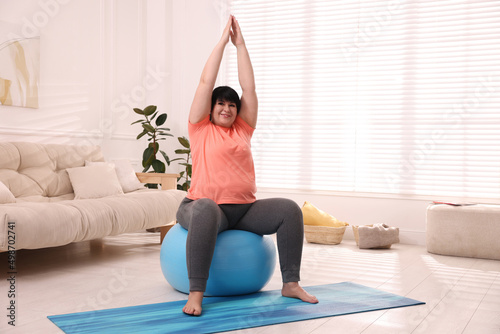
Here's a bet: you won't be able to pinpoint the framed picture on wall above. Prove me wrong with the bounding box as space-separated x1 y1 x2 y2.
0 21 40 109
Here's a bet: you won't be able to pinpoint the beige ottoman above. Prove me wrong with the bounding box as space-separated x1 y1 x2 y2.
426 204 500 260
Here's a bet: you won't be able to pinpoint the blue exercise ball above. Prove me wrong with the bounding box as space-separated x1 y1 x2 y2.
160 223 276 296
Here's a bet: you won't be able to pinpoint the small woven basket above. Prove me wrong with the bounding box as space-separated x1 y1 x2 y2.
352 225 392 249
352 225 362 246
304 225 347 245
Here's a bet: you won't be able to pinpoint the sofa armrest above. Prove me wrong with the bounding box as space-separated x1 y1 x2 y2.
136 173 180 190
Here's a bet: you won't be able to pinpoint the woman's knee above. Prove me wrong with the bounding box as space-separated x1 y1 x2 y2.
254 198 302 228
190 198 220 229
277 198 302 217
277 199 303 231
192 198 218 214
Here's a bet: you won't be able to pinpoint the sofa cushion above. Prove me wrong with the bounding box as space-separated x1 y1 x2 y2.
67 164 124 199
0 142 104 198
14 194 75 203
0 181 16 204
0 189 186 251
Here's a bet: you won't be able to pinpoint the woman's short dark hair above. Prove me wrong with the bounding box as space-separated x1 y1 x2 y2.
211 86 241 113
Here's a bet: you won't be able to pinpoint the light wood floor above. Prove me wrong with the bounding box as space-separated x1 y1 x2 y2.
1 232 499 334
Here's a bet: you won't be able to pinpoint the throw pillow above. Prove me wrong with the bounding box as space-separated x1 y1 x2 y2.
111 159 144 193
67 165 124 199
86 160 143 193
85 160 115 168
301 201 348 227
0 181 16 204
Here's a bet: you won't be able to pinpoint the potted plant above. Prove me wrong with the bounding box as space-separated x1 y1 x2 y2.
171 136 191 191
131 105 173 173
132 105 174 189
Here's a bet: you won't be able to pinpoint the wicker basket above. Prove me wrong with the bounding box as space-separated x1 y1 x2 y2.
352 225 392 249
304 225 347 245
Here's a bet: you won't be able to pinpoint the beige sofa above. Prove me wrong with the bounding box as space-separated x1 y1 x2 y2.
0 142 186 252
426 203 500 260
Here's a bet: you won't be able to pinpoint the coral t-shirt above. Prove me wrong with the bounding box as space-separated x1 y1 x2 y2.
186 115 257 204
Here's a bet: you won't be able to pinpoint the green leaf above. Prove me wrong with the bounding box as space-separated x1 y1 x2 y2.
186 165 192 177
142 147 155 167
158 133 174 137
143 105 157 116
152 159 166 173
136 130 148 140
160 150 170 166
156 113 167 126
175 149 190 154
142 123 155 133
133 108 144 115
179 163 190 167
179 171 185 178
130 119 143 125
158 127 171 131
169 158 183 163
178 136 190 148
150 111 158 121
148 142 159 153
142 165 151 172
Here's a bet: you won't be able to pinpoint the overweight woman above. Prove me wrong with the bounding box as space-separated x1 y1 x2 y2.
176 16 318 316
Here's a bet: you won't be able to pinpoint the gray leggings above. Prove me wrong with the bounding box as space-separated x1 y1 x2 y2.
176 197 304 292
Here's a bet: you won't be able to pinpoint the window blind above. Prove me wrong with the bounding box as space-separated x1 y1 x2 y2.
225 0 500 201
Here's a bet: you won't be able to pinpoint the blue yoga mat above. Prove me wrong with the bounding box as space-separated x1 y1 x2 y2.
48 282 424 334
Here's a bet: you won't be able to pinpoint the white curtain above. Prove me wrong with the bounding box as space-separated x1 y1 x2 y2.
225 0 500 201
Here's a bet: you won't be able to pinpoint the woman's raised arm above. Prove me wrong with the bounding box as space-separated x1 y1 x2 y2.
231 17 258 128
189 17 233 124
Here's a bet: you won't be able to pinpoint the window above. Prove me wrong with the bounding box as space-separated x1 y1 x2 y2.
225 0 500 201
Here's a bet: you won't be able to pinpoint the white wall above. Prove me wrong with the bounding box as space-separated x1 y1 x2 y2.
0 0 429 245
0 0 104 144
0 0 186 172
257 189 429 245
170 0 225 141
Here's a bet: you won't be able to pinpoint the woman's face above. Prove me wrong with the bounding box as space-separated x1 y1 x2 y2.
211 99 237 128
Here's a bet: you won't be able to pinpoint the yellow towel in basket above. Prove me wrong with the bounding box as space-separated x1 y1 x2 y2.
301 201 348 227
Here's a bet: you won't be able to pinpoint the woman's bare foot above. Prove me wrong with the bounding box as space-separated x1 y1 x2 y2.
182 291 204 316
282 282 319 304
